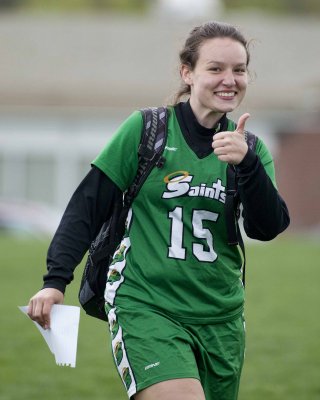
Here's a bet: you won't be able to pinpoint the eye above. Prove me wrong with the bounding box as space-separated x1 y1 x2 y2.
234 67 247 74
209 67 221 73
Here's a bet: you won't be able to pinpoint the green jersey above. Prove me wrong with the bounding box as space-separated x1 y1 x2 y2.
93 107 275 324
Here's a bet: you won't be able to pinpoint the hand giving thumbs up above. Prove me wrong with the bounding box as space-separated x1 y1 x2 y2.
212 113 250 165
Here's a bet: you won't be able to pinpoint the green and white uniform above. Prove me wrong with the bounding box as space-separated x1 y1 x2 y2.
93 108 274 323
93 107 275 398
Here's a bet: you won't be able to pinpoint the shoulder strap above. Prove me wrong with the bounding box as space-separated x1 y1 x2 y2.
139 107 167 160
124 107 168 207
225 130 258 286
226 131 257 245
244 130 258 153
226 130 257 244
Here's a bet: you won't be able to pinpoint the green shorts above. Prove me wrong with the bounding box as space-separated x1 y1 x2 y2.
107 306 245 400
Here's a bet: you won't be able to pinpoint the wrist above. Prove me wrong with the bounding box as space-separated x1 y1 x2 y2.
236 148 257 170
42 280 66 294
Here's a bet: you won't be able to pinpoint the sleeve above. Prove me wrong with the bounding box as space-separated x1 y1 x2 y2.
92 110 143 192
236 137 290 241
42 166 122 293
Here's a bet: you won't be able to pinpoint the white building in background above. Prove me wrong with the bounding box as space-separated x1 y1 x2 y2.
0 108 125 211
155 0 223 20
0 11 319 232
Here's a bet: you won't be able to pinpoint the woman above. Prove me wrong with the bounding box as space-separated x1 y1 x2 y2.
28 21 290 400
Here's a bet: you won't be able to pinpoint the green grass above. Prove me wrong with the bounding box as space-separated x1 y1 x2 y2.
0 233 319 400
240 235 320 400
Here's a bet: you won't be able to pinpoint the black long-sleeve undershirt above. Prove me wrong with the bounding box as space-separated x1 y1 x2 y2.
235 148 289 240
43 168 122 292
42 103 289 292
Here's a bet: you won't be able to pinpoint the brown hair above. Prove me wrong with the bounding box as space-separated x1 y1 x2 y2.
172 21 251 104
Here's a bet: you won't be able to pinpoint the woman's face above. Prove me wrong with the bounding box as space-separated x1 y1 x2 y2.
182 37 248 124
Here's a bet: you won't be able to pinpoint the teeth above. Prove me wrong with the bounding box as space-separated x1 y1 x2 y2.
216 92 235 97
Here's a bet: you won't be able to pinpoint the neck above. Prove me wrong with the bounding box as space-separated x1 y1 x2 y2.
189 98 223 129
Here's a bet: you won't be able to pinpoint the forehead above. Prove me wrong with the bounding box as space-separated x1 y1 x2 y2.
197 37 247 65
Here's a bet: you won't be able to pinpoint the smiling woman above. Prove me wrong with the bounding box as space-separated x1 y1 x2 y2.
175 22 250 128
27 20 289 400
180 37 248 128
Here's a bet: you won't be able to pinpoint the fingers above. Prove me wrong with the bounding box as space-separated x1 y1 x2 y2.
212 131 232 146
27 297 52 330
211 113 251 164
42 301 53 330
212 112 250 144
236 113 250 135
27 288 64 330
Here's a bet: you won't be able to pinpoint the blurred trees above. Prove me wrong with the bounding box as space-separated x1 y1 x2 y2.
224 0 320 14
0 0 149 13
0 0 320 14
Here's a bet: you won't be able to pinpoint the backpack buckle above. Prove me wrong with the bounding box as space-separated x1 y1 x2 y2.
156 156 166 169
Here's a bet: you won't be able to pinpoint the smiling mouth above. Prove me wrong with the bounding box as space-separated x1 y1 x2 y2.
215 91 236 98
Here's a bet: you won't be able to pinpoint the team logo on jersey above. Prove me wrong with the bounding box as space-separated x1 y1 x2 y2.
162 171 226 203
165 146 178 151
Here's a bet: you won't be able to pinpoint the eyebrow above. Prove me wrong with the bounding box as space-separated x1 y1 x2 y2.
206 60 246 67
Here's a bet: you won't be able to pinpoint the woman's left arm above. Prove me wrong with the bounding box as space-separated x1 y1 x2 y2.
235 147 290 241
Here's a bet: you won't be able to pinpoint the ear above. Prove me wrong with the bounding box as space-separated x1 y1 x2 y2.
180 64 193 86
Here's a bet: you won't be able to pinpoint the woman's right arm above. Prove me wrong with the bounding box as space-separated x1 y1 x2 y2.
27 166 122 329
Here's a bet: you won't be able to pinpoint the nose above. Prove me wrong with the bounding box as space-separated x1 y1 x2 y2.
222 70 236 86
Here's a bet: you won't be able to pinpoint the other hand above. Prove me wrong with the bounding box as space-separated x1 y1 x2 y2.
212 113 250 165
27 288 64 330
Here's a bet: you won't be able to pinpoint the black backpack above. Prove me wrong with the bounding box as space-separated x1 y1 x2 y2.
78 107 257 321
78 107 168 321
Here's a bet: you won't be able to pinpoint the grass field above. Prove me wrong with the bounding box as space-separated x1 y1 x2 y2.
1 233 319 400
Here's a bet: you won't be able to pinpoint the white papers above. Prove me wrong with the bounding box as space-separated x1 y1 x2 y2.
19 304 80 368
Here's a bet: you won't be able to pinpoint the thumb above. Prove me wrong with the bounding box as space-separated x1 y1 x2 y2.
236 113 250 135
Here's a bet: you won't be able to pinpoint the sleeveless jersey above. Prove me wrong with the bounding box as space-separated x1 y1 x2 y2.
93 107 276 324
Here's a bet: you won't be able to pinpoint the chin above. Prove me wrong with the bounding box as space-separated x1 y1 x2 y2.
215 106 236 114
218 94 244 110
211 101 238 114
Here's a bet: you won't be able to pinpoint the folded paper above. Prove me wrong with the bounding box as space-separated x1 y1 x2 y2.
19 304 80 368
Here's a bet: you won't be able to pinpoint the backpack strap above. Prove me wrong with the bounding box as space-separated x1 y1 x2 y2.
226 130 257 245
226 130 257 286
225 164 239 245
124 107 168 207
139 107 167 161
245 130 258 153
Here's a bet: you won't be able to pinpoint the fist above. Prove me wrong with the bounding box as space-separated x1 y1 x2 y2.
27 288 64 329
212 113 250 165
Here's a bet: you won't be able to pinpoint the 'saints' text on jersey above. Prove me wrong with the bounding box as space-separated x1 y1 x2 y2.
162 171 226 203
